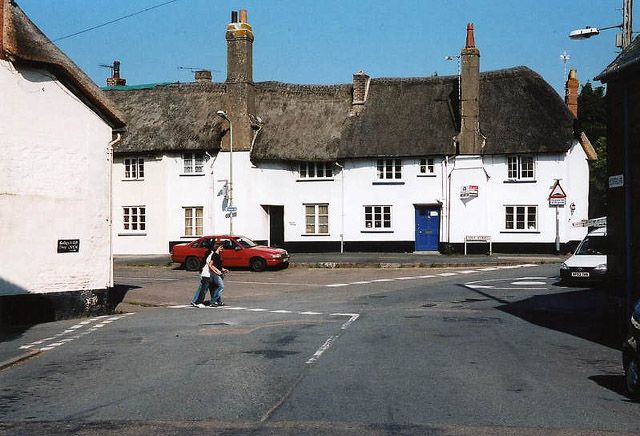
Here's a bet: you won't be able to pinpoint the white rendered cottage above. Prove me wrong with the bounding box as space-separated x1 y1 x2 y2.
106 11 594 256
0 1 125 322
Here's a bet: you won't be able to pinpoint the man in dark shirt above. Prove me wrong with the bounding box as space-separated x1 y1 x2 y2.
208 242 229 306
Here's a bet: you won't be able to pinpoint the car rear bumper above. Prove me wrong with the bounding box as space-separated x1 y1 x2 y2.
560 268 606 282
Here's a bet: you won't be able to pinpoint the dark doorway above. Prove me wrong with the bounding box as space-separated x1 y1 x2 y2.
268 206 284 247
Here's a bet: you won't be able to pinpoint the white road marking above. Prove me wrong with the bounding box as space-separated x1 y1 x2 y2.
437 273 457 276
270 310 293 314
417 275 436 278
466 284 495 289
395 276 419 280
372 279 394 282
248 308 268 312
326 284 349 288
299 311 323 315
18 312 136 354
306 313 360 365
478 267 498 271
457 270 477 274
350 281 372 285
511 281 546 285
227 280 320 287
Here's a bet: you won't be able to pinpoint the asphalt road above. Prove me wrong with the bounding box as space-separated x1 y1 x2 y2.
0 264 637 435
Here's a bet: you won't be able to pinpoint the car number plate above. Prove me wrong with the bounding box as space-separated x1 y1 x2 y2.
571 272 590 277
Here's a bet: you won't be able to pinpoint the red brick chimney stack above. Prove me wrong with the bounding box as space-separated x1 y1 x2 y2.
223 9 256 152
0 0 6 60
106 60 126 86
456 23 484 155
564 69 579 118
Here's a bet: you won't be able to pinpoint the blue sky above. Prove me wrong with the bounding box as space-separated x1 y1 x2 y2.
19 0 630 95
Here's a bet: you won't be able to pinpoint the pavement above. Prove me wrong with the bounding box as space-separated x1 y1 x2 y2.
114 251 568 269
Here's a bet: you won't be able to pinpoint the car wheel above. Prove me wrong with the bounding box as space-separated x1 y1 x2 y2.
185 256 201 272
625 356 640 399
250 257 266 272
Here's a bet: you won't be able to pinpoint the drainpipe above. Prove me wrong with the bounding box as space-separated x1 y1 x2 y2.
335 161 345 253
107 133 121 289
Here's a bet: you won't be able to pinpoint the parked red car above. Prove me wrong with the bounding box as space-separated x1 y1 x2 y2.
171 235 289 272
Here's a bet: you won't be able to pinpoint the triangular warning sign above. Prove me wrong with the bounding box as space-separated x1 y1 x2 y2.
549 180 567 199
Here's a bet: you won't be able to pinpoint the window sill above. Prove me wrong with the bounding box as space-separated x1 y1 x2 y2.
122 178 144 182
361 230 394 234
503 179 536 184
118 232 147 236
301 233 331 236
296 178 335 182
417 174 436 178
500 231 540 234
180 173 206 177
372 181 405 185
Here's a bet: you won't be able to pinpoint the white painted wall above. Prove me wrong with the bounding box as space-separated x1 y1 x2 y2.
0 61 113 295
112 143 589 254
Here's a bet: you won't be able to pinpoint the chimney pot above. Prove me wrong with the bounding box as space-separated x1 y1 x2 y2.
239 9 248 23
231 10 238 23
194 69 212 82
465 23 476 49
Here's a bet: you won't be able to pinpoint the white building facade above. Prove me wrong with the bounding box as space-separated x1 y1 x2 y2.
107 11 594 256
0 1 124 313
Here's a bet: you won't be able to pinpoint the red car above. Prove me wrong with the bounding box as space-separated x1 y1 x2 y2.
171 235 289 272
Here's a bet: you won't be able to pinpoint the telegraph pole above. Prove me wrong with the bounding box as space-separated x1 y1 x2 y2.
623 0 633 48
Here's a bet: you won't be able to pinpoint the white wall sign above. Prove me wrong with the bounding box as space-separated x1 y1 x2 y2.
460 185 479 199
609 174 624 188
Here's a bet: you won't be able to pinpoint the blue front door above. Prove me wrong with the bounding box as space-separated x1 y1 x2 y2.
415 206 440 251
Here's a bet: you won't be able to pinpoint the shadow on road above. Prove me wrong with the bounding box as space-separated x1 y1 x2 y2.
462 283 626 350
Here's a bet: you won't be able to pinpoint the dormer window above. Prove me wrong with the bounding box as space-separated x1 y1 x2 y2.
377 159 402 179
507 155 535 181
298 162 333 179
183 153 204 174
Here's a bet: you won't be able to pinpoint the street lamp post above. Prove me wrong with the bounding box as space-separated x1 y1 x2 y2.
217 110 234 234
569 0 633 48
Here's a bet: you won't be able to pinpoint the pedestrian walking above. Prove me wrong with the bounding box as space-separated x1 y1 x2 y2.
190 249 213 308
208 242 229 306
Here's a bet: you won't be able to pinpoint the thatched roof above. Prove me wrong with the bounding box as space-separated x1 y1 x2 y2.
596 36 640 82
1 0 124 128
105 82 227 153
106 67 576 160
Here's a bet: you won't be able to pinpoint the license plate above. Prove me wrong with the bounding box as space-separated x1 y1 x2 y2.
572 272 590 277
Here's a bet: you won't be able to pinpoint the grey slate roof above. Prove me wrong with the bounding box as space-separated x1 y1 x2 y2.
1 1 124 128
596 36 640 82
105 66 576 160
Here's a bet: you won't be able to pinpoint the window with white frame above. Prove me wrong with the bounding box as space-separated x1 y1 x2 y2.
419 158 435 174
124 157 144 180
123 206 146 232
507 155 535 180
183 153 205 174
304 204 329 234
299 162 333 179
184 207 203 236
364 205 392 229
505 205 537 231
376 159 402 179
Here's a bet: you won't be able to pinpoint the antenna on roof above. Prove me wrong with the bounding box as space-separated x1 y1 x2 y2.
560 50 570 81
177 66 221 73
99 63 115 73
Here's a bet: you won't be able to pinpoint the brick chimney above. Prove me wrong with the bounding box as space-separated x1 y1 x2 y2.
564 68 579 118
194 69 212 82
350 70 370 116
222 9 256 151
226 8 253 83
106 60 126 86
455 23 484 155
0 0 6 60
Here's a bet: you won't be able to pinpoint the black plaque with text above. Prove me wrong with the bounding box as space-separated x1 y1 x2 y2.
57 239 80 253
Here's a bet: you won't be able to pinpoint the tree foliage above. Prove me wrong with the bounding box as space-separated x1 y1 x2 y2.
578 82 607 218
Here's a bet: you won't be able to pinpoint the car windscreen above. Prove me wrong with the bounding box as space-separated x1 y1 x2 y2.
236 237 258 248
575 236 607 255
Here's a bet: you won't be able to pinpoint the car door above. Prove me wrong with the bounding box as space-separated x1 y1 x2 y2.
217 237 244 267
